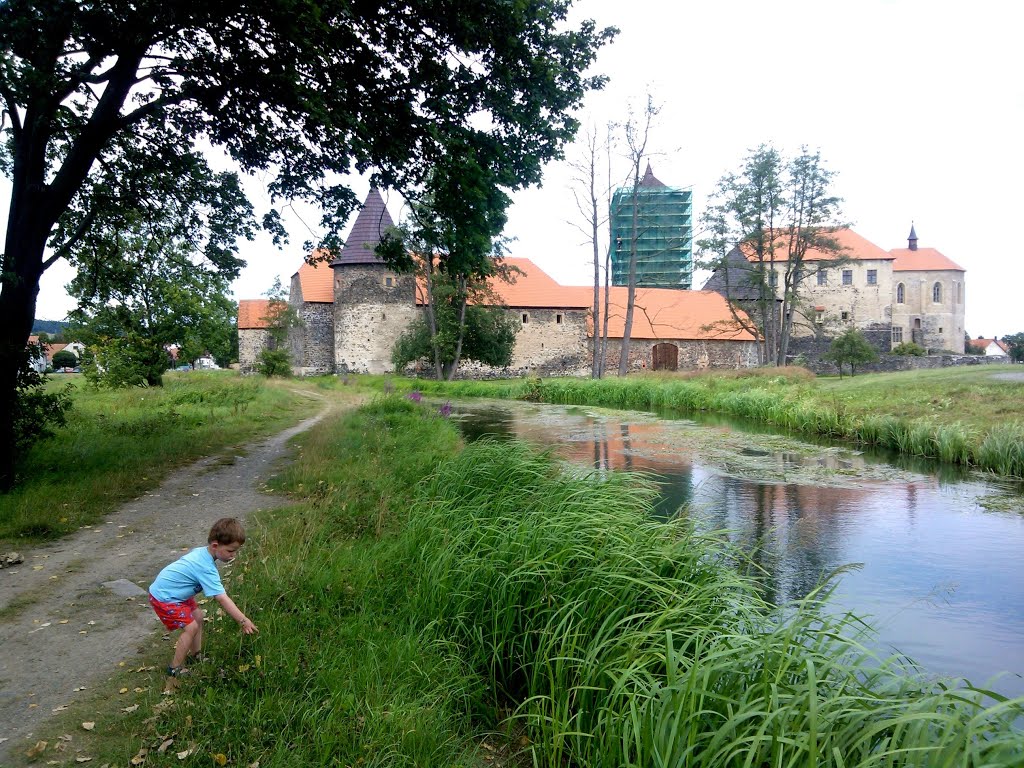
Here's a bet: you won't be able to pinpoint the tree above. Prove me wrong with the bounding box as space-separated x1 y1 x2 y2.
1003 333 1024 363
823 329 879 377
65 160 252 387
567 122 615 378
0 1 615 489
50 349 77 370
616 95 659 376
699 145 845 365
256 279 301 378
377 149 520 380
391 274 520 375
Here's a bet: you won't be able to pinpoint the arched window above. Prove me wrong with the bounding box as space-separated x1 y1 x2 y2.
933 282 942 303
896 283 905 304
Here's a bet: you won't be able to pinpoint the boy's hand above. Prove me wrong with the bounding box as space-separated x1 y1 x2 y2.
240 617 259 635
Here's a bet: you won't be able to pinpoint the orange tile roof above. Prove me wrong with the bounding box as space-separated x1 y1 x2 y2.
294 259 334 303
593 287 756 341
890 247 964 272
415 257 754 341
237 299 273 329
742 227 893 263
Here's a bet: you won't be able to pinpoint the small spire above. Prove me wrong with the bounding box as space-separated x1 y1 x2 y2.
639 162 665 188
908 222 918 251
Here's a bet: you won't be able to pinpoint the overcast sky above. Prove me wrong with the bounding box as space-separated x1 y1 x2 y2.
28 0 1024 337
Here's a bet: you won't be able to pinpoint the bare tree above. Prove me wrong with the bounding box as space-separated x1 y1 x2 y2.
567 122 617 378
615 96 660 376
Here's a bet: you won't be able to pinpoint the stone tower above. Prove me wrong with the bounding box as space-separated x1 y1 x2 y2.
331 188 421 373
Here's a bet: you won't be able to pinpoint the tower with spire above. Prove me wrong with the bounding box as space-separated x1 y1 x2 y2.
609 163 694 289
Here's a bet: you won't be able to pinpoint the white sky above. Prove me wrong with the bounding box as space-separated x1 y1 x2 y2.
26 0 1024 337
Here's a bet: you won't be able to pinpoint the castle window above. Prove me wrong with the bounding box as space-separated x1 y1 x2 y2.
956 282 962 303
842 269 853 286
896 283 905 303
892 326 903 344
384 276 394 288
933 282 942 303
866 269 877 285
382 313 386 320
556 313 563 325
522 313 529 324
817 269 828 286
841 311 850 321
939 327 943 334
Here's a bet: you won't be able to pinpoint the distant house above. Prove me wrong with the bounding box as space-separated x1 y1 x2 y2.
972 338 1009 357
26 336 85 372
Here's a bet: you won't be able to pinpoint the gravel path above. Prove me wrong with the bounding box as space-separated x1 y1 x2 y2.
0 403 332 762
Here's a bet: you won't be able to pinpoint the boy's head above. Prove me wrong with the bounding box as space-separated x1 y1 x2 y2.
208 518 246 563
208 517 246 545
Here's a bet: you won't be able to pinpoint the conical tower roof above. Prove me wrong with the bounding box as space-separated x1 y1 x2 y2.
331 187 395 266
907 223 918 251
638 162 666 188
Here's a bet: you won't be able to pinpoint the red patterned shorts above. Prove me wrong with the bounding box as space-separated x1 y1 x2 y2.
149 594 198 630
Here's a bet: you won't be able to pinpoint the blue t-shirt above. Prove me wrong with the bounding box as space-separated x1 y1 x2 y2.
149 546 225 603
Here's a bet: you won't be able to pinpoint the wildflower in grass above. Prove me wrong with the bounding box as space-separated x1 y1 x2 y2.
438 401 452 418
406 390 422 403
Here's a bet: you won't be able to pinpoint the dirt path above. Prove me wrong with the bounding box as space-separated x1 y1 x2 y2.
0 402 333 763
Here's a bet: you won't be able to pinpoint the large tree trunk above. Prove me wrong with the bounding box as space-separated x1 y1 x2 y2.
618 185 641 377
0 224 49 491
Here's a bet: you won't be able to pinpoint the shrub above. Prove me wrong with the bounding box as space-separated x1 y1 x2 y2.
891 341 926 356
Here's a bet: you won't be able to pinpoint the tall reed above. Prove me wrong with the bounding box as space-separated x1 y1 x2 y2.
403 439 1024 767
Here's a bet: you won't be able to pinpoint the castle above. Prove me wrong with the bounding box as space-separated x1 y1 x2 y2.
237 189 760 376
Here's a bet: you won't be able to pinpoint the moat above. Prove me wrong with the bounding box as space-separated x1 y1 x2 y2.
450 398 1024 699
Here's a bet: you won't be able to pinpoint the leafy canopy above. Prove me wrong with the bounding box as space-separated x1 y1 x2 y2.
823 328 879 377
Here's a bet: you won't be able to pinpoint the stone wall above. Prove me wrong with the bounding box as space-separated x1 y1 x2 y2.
803 352 1000 376
775 259 894 338
334 264 420 374
787 323 893 365
600 338 760 373
238 328 272 374
294 302 334 375
510 307 591 369
891 270 966 353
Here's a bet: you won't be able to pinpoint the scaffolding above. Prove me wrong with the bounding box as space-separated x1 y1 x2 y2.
610 182 693 290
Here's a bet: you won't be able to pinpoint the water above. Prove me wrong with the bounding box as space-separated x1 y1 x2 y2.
450 398 1024 698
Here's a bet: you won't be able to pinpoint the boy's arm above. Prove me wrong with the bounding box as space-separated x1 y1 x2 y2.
213 592 258 634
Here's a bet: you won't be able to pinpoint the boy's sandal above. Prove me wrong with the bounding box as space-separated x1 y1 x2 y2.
166 666 190 678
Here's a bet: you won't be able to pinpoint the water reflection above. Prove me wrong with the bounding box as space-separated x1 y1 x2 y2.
449 399 1024 698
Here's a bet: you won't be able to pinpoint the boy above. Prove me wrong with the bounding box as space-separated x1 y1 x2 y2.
149 517 258 682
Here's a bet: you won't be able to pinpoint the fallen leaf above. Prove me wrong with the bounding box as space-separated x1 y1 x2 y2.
81 722 95 731
176 748 192 760
79 630 88 635
29 703 38 708
87 620 96 626
122 704 140 713
74 686 87 691
52 705 68 713
237 664 250 673
157 739 174 753
213 753 228 766
26 740 47 758
59 619 70 624
134 687 146 693
32 565 44 570
119 687 129 694
129 747 148 765
75 758 93 763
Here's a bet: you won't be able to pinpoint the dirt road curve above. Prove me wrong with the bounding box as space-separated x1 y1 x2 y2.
0 405 331 763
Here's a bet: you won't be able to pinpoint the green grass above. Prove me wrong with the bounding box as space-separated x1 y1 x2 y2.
24 397 1019 768
0 373 324 544
339 366 1024 478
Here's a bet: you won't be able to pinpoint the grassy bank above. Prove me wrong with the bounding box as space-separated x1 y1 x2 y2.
33 398 1020 767
348 366 1024 478
0 373 325 544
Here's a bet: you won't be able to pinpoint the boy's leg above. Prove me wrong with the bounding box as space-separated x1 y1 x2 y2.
172 619 201 669
188 607 204 658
